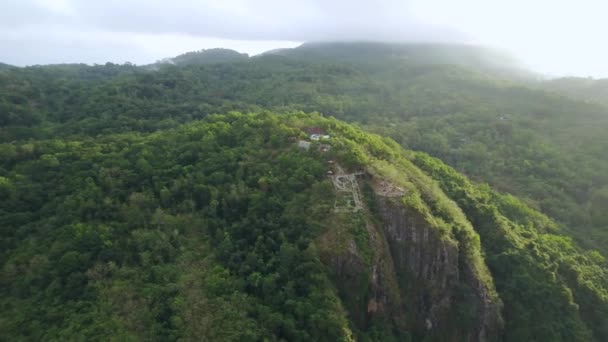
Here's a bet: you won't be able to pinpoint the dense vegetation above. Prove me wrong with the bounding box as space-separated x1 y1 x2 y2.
413 153 608 341
2 112 606 341
542 76 608 107
2 42 607 254
1 42 608 340
1 112 358 340
153 48 250 67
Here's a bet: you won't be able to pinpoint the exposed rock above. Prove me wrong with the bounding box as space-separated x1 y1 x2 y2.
371 179 407 198
319 178 502 341
375 195 502 341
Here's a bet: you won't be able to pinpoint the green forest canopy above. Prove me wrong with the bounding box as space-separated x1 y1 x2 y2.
1 43 608 340
1 112 607 341
2 42 608 253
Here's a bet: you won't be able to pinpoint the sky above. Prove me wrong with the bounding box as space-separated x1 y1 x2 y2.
0 0 606 77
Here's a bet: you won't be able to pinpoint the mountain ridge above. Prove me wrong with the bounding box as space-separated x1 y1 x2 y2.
1 42 608 341
2 112 606 341
2 42 608 255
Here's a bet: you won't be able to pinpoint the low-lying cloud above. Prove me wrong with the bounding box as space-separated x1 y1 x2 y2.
1 0 607 77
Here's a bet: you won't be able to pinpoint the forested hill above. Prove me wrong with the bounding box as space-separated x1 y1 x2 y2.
150 48 250 67
1 112 607 341
1 42 608 340
542 76 608 107
269 42 533 78
2 42 608 255
0 62 16 70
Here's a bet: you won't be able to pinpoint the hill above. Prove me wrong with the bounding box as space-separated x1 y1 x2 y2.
0 63 17 70
273 42 533 78
152 48 249 67
1 112 606 341
2 42 608 340
542 77 608 106
1 42 607 255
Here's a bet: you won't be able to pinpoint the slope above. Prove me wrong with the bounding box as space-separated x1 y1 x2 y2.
267 42 533 79
542 77 608 107
2 43 607 256
149 48 250 68
1 112 607 341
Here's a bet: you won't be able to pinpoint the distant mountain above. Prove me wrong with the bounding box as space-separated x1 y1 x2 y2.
154 48 249 67
257 47 291 56
151 42 533 79
543 77 608 106
0 62 17 70
264 42 534 79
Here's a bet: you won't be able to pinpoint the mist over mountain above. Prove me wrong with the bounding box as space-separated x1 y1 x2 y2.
3 0 608 76
542 77 608 106
139 42 531 81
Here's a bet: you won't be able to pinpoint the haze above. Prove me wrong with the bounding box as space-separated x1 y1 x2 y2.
1 0 606 77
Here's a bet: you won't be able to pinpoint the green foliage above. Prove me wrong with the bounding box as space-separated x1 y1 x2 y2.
3 43 606 257
542 76 608 106
165 48 249 66
0 113 356 341
413 152 608 341
2 42 608 341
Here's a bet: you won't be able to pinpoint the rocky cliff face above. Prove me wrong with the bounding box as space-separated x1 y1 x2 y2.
376 195 502 341
319 179 502 341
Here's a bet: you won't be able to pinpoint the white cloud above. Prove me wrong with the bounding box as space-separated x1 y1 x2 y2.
0 26 299 65
0 0 607 76
412 0 608 76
